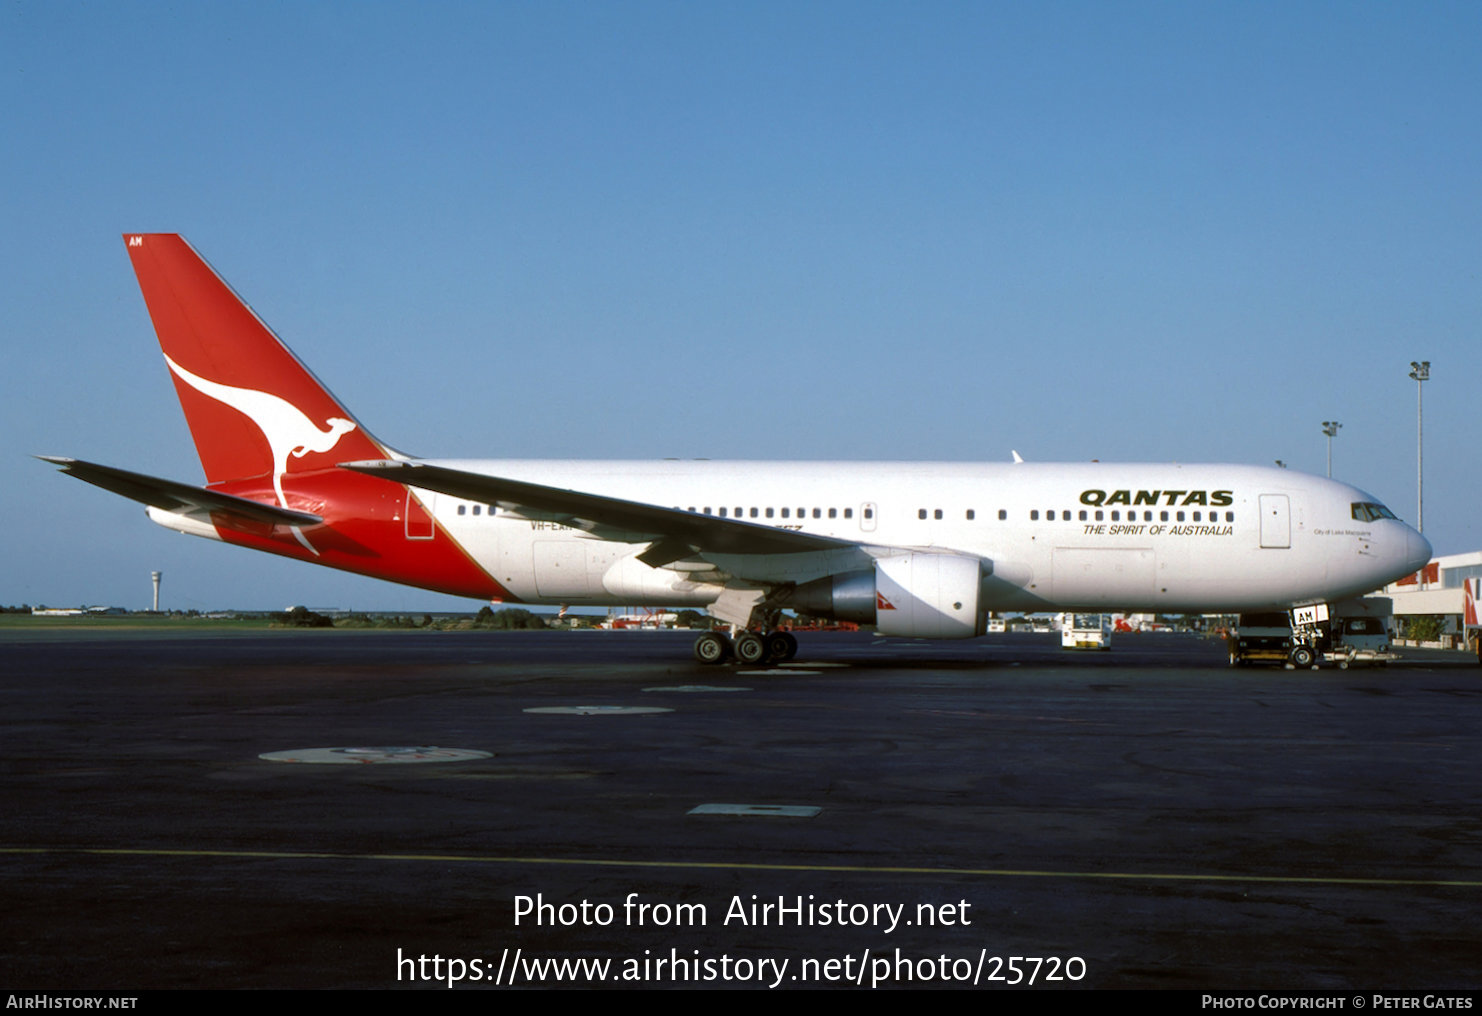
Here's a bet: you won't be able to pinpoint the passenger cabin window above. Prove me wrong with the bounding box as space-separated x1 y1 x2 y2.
966 509 975 520
998 509 1007 520
1030 510 1039 520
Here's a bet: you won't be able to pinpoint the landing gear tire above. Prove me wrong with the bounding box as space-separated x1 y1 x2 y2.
1290 646 1315 668
693 631 731 665
765 630 798 663
733 631 768 666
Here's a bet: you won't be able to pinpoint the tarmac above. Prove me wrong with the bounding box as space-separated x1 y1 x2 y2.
1 626 1478 989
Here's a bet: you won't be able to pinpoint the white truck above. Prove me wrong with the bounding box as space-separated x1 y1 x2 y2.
1060 613 1112 650
1228 612 1300 667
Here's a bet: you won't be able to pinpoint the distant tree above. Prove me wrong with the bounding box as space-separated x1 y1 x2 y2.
486 607 546 630
1404 615 1446 642
277 606 333 628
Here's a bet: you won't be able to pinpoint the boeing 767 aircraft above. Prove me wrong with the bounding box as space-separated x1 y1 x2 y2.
42 235 1432 664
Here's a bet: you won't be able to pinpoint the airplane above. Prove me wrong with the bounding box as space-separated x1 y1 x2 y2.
42 234 1433 665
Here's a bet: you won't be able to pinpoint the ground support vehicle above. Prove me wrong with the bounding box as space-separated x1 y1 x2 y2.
1061 613 1112 650
1291 598 1400 669
1228 612 1303 667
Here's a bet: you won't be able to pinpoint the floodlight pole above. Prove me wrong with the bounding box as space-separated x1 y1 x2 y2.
1409 361 1429 533
1321 420 1341 478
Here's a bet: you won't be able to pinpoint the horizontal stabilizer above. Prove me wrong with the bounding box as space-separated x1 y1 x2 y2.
38 457 323 528
340 459 850 557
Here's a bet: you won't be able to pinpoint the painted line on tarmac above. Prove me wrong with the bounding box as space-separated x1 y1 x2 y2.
688 804 821 817
523 705 674 715
3 846 1480 889
259 746 492 764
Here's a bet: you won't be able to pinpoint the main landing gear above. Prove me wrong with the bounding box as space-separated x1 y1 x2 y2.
692 629 798 666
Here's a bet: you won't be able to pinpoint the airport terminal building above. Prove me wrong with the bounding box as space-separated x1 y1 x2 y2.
1384 549 1482 646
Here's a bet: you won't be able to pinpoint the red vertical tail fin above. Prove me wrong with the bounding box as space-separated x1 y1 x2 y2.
123 234 390 497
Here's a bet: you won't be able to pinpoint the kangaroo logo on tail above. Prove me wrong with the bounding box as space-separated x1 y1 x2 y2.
163 353 356 554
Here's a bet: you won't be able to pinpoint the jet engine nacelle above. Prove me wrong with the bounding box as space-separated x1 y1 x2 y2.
792 552 986 639
875 552 985 638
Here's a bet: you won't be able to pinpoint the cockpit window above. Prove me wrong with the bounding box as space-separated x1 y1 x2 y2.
1351 502 1398 523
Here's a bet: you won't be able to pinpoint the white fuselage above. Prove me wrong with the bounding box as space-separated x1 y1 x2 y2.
415 460 1429 615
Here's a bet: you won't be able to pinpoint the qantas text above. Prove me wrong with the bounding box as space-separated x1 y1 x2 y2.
1079 489 1234 507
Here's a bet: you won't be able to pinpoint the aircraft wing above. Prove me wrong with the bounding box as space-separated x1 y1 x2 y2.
38 456 324 528
340 459 854 565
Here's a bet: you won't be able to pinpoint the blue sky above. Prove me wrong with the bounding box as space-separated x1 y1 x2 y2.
4 1 1476 612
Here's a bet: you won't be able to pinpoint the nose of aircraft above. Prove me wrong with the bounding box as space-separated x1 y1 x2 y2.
1404 526 1433 575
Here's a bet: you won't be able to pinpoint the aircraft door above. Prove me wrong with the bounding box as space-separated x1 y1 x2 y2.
860 503 877 532
533 540 595 597
405 490 435 540
1259 494 1290 549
